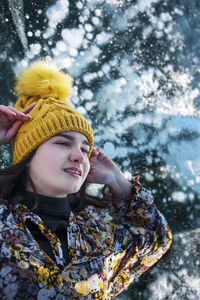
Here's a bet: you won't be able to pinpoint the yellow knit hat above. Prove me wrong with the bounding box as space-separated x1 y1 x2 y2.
13 60 94 164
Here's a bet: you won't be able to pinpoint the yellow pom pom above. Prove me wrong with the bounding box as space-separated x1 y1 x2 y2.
15 60 72 101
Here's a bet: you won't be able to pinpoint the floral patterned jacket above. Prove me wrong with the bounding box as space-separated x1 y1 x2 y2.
0 179 172 300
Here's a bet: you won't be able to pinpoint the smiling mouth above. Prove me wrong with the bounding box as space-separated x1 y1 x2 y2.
64 168 82 176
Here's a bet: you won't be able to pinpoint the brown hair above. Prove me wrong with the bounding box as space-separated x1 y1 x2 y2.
0 150 109 213
0 150 36 206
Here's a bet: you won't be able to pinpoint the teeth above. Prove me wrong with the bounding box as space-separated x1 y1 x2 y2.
65 169 80 175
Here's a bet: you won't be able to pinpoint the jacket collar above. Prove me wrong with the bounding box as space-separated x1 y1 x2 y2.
11 203 110 266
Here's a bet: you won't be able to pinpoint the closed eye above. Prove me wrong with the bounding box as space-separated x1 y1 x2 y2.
56 142 70 146
56 142 89 154
81 148 89 154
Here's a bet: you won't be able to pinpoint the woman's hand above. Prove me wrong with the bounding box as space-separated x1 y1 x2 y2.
87 147 119 185
87 148 132 197
0 104 35 144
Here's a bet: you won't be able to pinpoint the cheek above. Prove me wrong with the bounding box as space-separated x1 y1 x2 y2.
84 159 90 176
30 151 57 175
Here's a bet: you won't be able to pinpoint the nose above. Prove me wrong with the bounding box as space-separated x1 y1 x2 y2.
69 149 84 164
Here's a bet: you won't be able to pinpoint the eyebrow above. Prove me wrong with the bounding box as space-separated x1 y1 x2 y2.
54 133 90 147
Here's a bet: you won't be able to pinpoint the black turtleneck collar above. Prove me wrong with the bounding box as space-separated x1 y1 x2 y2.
22 190 71 265
23 190 71 218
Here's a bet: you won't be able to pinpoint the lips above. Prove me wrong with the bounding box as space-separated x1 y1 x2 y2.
64 167 82 176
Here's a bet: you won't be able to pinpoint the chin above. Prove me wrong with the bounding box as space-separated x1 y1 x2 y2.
71 185 82 194
70 187 81 194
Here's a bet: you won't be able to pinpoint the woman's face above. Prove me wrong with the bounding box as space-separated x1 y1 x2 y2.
27 131 91 197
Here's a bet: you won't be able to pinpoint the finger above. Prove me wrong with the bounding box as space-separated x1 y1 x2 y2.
89 151 101 163
22 103 35 114
5 119 24 141
97 151 106 161
89 148 105 163
0 105 17 117
90 148 98 157
96 148 105 157
93 147 103 155
94 147 107 161
7 106 32 120
89 155 97 163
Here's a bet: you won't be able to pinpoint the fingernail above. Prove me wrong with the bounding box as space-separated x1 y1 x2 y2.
20 112 32 118
9 110 17 116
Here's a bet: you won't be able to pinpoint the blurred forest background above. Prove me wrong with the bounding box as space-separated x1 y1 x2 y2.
0 0 200 299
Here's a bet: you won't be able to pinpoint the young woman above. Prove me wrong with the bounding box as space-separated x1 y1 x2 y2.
0 61 172 300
